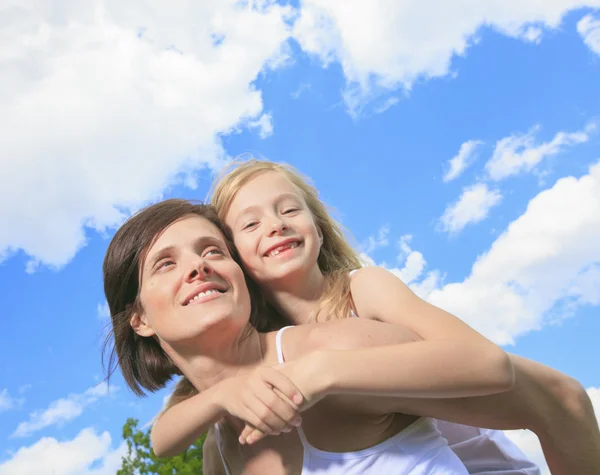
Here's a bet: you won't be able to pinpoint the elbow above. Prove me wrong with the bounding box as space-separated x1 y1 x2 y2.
554 375 594 422
152 443 177 459
488 347 516 393
151 437 166 459
150 428 172 459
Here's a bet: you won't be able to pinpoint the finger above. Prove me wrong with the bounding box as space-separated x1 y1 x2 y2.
259 368 304 407
251 382 302 429
246 428 269 445
239 424 255 443
239 399 278 435
244 388 293 434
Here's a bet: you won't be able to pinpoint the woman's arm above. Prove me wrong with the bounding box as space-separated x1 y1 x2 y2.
151 367 302 457
151 382 226 458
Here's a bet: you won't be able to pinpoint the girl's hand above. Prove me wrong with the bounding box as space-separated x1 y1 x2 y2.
240 351 329 444
215 366 304 444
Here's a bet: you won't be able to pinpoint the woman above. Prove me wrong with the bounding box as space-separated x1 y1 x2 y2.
103 200 520 474
155 159 599 474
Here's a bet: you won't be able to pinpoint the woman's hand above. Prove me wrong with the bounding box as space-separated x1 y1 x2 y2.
215 366 304 444
239 351 330 444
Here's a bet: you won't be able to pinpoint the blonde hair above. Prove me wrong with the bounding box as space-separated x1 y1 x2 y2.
160 377 198 416
209 158 363 323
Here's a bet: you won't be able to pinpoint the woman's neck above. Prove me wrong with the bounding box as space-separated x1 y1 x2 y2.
266 264 326 325
167 328 268 393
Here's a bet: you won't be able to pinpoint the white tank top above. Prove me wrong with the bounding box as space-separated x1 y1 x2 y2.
273 325 469 475
212 269 539 474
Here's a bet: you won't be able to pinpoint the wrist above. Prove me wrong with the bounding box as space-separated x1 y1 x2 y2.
312 350 337 397
208 379 231 419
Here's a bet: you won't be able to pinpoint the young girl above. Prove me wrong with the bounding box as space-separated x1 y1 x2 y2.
103 200 516 474
212 160 600 474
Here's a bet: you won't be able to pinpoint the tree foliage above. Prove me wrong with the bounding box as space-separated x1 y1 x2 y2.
118 418 205 475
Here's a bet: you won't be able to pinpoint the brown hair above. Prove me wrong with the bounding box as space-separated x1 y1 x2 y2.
102 199 243 397
210 158 363 323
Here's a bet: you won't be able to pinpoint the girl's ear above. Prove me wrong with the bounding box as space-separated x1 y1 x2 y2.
130 312 156 337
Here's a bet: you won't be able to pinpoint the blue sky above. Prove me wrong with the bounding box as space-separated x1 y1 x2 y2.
1 2 599 473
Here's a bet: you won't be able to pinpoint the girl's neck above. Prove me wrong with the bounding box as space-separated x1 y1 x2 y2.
266 264 326 325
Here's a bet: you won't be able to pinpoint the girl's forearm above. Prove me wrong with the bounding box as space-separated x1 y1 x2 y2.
151 384 225 458
319 340 514 399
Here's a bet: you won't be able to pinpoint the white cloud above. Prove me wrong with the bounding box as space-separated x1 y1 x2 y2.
0 389 22 413
363 233 441 299
427 161 600 344
248 113 274 139
395 235 427 285
361 224 390 254
292 1 600 113
12 382 114 438
504 386 600 475
578 14 600 55
443 140 483 183
18 385 33 395
439 183 503 234
373 96 400 114
0 428 126 475
485 123 594 181
372 162 600 344
0 0 293 271
291 82 312 99
96 302 110 320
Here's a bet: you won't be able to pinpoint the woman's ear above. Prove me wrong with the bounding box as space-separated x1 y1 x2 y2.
130 312 156 337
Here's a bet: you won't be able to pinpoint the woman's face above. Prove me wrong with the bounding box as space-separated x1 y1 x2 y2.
225 171 322 286
132 215 251 350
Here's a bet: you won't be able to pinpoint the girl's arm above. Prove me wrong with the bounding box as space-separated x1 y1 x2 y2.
349 267 600 474
314 266 515 399
313 267 599 474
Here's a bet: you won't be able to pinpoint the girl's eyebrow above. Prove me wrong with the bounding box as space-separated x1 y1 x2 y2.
236 193 302 223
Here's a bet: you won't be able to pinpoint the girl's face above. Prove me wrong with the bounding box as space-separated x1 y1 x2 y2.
225 171 322 287
132 215 251 351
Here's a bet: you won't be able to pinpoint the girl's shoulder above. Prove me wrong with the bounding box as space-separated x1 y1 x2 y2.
349 266 412 319
349 265 397 284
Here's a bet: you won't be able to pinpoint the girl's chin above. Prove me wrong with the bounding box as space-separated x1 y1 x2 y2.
263 265 310 282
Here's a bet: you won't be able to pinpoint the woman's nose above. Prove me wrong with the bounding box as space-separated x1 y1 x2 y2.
185 258 213 282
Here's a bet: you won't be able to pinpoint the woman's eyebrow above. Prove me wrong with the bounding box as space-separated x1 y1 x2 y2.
147 245 175 269
145 236 226 270
193 235 226 250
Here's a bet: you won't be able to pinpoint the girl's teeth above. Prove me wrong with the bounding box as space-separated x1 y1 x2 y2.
270 242 298 256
